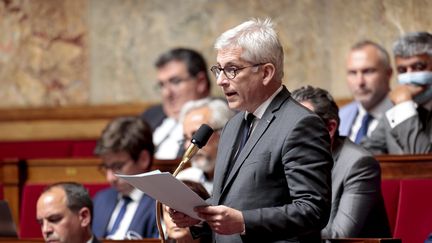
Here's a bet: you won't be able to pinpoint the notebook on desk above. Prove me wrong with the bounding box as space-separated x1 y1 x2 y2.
0 200 18 237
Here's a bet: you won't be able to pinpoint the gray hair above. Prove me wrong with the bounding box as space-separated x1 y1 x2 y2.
393 32 432 58
180 98 234 130
351 40 392 69
214 18 284 81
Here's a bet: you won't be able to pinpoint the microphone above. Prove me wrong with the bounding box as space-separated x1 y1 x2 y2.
156 124 214 243
174 124 214 176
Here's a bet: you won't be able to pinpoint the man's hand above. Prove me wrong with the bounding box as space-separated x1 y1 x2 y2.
195 205 245 235
390 84 425 104
168 207 201 228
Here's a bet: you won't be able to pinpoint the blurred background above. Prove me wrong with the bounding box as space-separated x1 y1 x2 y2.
0 0 431 108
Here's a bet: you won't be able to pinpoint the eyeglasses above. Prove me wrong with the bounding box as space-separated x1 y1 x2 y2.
210 63 264 80
98 160 130 174
155 76 195 91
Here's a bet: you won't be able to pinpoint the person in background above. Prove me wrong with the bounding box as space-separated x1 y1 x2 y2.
141 48 211 159
36 182 101 243
92 116 158 239
339 40 393 144
176 98 234 195
362 32 432 154
292 85 391 239
169 18 333 243
163 180 212 243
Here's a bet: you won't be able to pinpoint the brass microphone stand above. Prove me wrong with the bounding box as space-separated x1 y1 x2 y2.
155 145 199 242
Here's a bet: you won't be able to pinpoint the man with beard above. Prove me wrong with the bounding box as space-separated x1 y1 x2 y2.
339 40 393 144
176 98 234 194
37 182 100 243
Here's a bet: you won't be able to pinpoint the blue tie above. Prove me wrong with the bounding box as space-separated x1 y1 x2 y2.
107 196 132 236
355 113 373 144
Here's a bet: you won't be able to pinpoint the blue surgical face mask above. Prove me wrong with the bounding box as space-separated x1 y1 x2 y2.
398 71 432 104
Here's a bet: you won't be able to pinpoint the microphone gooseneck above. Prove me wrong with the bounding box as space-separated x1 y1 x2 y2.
156 124 214 242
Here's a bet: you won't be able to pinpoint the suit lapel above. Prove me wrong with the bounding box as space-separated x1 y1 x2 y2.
219 87 290 199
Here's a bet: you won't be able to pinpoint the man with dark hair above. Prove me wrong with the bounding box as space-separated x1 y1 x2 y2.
37 182 100 243
292 85 391 239
92 116 158 239
141 48 211 159
340 40 393 144
363 32 432 154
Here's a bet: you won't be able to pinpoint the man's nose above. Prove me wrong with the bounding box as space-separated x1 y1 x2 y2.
216 74 229 86
41 220 53 234
106 169 118 184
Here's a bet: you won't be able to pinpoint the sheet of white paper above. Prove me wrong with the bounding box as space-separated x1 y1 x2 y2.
116 170 208 219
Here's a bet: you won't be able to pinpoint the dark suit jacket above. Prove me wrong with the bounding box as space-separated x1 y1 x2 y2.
362 105 432 154
322 137 391 238
207 87 333 243
140 104 167 132
92 188 159 239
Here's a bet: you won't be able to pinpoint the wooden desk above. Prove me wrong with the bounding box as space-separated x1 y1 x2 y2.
1 157 180 227
377 154 432 179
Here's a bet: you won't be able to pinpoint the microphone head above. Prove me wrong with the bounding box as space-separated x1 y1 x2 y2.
191 124 214 148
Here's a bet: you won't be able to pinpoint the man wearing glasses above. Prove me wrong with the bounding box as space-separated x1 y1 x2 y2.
141 48 211 159
169 18 333 243
176 98 234 195
92 116 158 240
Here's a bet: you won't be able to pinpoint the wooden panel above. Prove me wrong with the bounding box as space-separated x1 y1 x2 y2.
0 103 153 141
1 160 20 227
377 154 432 180
26 158 106 183
0 103 152 121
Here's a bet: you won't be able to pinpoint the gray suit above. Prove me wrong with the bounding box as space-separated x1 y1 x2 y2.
210 87 333 242
362 106 432 154
322 137 391 238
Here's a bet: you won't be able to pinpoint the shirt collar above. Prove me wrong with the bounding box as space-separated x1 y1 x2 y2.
357 96 393 119
120 188 144 202
245 86 283 119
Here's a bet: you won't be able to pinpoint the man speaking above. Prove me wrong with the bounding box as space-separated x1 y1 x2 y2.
169 18 333 243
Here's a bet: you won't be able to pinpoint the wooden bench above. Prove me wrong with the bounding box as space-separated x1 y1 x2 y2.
1 157 180 232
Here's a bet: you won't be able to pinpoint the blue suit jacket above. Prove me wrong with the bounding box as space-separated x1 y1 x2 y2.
92 187 159 239
338 101 358 137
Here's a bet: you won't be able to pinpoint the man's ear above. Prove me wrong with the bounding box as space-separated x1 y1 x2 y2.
79 207 91 228
137 150 151 171
327 119 338 140
195 72 209 95
262 63 276 86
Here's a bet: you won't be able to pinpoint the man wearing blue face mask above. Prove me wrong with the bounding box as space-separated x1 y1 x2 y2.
362 32 432 154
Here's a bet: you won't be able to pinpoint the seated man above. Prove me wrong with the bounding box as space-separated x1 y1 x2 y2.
141 48 211 159
36 182 101 243
339 40 393 143
92 116 158 239
176 98 234 194
292 85 391 238
362 32 432 154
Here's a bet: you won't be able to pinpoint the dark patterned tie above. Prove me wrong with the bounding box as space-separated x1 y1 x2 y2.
355 113 373 144
223 113 255 185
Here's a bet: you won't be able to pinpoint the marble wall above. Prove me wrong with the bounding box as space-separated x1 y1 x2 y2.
0 0 431 107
